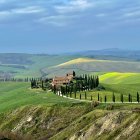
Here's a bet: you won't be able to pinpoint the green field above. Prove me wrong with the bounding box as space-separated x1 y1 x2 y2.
0 72 139 139
100 72 140 84
0 54 140 140
0 82 81 113
1 54 140 78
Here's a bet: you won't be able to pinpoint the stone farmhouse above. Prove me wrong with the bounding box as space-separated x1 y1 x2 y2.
51 72 75 87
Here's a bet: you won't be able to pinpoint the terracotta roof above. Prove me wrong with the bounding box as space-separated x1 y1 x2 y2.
53 76 69 81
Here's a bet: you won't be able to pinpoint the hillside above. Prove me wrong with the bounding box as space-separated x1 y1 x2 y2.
0 104 140 140
0 54 78 78
43 58 140 77
100 72 140 84
0 80 139 139
1 53 140 78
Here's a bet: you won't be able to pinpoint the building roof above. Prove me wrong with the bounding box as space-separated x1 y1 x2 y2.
53 76 69 81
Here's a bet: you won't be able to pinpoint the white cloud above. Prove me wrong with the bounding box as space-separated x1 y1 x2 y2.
123 10 140 17
12 6 45 14
55 0 94 13
38 15 79 26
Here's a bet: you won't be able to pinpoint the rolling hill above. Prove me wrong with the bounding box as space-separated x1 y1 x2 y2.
0 53 140 78
100 72 140 84
0 82 139 140
43 57 140 77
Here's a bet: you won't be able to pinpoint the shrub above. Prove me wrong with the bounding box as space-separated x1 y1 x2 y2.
106 104 114 110
91 101 100 108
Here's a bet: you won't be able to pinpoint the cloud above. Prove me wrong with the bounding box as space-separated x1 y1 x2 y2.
0 0 140 28
38 15 79 27
12 6 45 14
55 0 94 13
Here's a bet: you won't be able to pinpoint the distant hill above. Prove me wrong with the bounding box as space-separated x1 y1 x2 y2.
68 48 140 61
43 57 140 77
0 51 140 78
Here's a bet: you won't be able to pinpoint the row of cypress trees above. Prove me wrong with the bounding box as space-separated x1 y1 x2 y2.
103 92 139 103
56 75 100 95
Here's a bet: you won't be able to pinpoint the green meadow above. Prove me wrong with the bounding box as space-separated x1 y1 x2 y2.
0 82 80 113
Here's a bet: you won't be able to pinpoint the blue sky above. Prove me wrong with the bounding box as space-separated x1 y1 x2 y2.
0 0 140 53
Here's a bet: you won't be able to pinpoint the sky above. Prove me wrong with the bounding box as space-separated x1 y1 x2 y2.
0 0 140 54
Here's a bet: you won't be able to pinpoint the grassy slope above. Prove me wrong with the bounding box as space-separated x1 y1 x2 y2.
100 72 140 84
1 54 140 78
0 54 78 78
45 58 140 78
100 72 140 96
0 104 139 140
0 76 139 139
0 82 80 113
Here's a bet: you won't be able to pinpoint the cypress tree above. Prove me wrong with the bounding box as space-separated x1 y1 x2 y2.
73 71 76 77
121 94 123 103
53 85 57 94
104 95 107 103
131 95 132 103
66 85 68 97
80 94 81 100
91 95 93 101
112 93 115 103
98 93 100 101
96 76 99 87
137 92 139 103
128 94 131 102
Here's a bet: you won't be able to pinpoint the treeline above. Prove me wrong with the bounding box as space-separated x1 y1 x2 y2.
53 74 99 95
103 92 140 103
0 77 33 82
31 78 52 90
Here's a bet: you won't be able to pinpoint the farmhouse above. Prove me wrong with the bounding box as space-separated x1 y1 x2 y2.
52 72 75 86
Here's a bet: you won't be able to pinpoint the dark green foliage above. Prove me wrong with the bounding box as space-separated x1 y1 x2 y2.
91 95 93 101
137 92 139 103
73 71 76 77
128 94 131 102
98 93 100 101
104 95 107 103
112 93 115 102
121 94 123 103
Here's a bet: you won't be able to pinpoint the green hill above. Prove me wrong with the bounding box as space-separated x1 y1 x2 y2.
44 58 140 77
0 81 139 139
1 54 140 78
100 72 140 84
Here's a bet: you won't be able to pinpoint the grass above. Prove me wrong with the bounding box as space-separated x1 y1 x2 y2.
100 72 140 84
0 82 80 113
69 89 138 103
55 57 95 67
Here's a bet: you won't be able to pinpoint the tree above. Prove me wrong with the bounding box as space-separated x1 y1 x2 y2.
73 71 76 77
53 85 57 94
121 94 123 103
137 92 139 103
104 95 107 103
98 93 100 101
91 95 93 101
96 76 99 87
112 93 115 103
128 94 131 102
80 94 81 100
